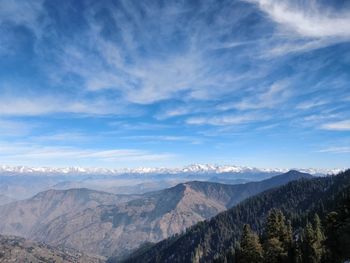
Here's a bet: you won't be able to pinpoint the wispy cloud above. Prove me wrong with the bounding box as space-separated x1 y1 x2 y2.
0 141 174 166
0 119 34 136
318 146 350 153
321 120 350 131
217 80 290 111
246 0 350 39
186 112 263 126
296 99 328 110
0 95 127 116
120 135 202 145
31 132 93 143
0 0 45 36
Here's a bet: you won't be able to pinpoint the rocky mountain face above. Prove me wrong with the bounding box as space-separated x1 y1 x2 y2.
0 188 139 237
0 171 312 259
0 235 104 263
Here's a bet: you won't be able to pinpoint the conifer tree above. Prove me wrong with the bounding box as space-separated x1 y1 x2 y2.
301 214 325 263
264 237 285 263
313 214 325 262
302 221 316 263
263 209 289 263
238 224 263 263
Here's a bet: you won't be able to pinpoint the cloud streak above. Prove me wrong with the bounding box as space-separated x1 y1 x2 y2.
0 141 173 166
186 112 264 126
246 0 350 39
318 146 350 154
321 120 350 131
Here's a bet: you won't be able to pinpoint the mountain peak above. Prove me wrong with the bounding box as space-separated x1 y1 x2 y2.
0 164 342 176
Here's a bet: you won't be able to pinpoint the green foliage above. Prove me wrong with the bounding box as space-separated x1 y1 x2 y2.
301 220 321 263
237 224 263 263
263 209 290 263
323 188 350 263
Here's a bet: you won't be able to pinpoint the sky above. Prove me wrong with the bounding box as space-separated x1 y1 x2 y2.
0 0 349 169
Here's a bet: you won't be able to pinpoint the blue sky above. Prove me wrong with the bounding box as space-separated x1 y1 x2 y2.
0 0 349 169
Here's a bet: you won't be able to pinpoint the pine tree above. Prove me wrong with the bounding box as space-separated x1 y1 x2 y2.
285 220 295 263
265 209 281 240
263 209 289 263
313 214 325 262
264 237 285 263
302 221 316 263
324 207 350 263
238 224 263 263
301 214 325 263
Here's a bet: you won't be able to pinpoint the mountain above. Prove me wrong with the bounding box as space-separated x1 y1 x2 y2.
120 170 350 263
0 235 104 263
0 188 139 238
0 164 340 177
0 170 311 259
0 194 15 206
0 164 339 199
52 179 180 195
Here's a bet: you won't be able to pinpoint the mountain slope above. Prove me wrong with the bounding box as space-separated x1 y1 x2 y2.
120 170 350 263
0 194 15 206
0 235 104 263
185 170 313 208
26 170 311 258
0 188 139 237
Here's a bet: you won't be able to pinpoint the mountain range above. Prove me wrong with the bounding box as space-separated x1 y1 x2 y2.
0 164 341 176
0 170 311 259
119 170 350 263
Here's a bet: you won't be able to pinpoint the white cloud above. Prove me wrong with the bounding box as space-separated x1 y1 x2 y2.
31 132 93 143
0 0 44 36
321 120 350 131
121 135 202 145
186 113 263 126
318 146 350 153
155 107 192 120
265 39 338 57
246 0 350 39
0 95 125 116
0 141 174 166
217 80 290 111
296 99 328 110
0 119 34 136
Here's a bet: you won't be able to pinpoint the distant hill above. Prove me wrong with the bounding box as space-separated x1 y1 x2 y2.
0 188 139 237
0 164 337 199
0 194 15 206
0 170 311 259
0 235 104 263
119 170 350 263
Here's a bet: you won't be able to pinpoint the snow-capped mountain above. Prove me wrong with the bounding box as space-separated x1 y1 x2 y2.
0 164 343 176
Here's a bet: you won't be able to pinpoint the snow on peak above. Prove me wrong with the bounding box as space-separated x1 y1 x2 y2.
0 164 344 176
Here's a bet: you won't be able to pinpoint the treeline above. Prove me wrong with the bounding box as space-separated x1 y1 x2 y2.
119 170 350 263
229 207 349 263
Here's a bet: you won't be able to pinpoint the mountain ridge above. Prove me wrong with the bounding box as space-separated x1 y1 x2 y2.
0 164 341 176
119 170 350 263
0 170 311 259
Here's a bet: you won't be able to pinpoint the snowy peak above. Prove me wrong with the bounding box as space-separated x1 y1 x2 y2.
0 164 343 176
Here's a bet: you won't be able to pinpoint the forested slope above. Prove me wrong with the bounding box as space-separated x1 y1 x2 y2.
119 170 350 263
